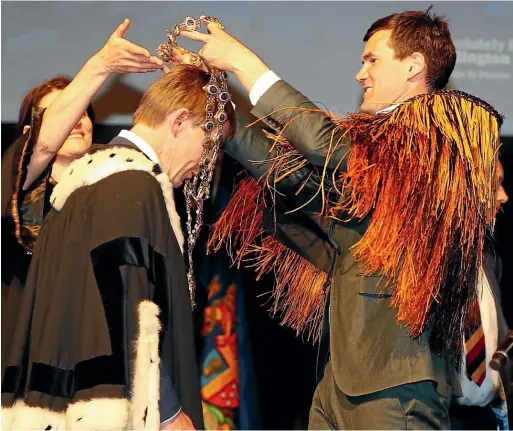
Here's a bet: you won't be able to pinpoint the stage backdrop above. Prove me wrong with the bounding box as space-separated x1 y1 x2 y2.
2 1 513 134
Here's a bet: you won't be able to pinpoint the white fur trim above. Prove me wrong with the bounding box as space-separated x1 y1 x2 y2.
66 398 129 430
1 301 163 430
1 401 66 430
130 301 162 430
50 147 185 253
1 399 129 430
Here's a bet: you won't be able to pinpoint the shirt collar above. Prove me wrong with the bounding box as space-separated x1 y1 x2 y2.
118 129 160 165
377 104 401 114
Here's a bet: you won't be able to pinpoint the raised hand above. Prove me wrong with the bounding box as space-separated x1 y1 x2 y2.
179 20 248 73
95 18 163 75
180 20 269 92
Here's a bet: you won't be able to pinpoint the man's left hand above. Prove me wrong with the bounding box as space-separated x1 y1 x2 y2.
160 411 195 430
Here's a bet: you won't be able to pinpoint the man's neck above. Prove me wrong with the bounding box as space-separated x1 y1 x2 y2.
397 83 431 105
379 86 432 113
127 124 177 177
129 124 161 153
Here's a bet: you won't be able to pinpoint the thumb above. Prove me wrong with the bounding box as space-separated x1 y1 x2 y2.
110 18 130 40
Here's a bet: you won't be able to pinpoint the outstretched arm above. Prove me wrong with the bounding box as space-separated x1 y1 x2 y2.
24 18 163 189
180 22 352 169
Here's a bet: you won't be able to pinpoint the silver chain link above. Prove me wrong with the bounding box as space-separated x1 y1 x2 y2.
157 17 230 308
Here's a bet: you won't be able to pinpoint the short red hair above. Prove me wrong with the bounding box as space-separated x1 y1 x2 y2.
134 65 235 138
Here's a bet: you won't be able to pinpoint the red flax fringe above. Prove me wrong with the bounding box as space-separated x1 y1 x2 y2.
209 90 501 354
208 175 328 342
324 91 501 341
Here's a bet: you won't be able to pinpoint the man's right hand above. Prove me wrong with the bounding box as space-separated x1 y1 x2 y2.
93 18 163 75
180 21 270 94
164 47 209 73
160 411 195 430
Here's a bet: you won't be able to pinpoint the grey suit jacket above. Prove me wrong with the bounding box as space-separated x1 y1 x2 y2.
225 79 461 399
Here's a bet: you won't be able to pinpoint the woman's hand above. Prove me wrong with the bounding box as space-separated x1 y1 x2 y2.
94 18 163 75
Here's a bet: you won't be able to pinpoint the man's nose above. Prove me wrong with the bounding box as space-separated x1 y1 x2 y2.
356 66 367 82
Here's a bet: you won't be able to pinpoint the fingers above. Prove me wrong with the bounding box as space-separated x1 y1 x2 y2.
161 65 172 74
111 18 130 40
197 61 210 73
180 29 211 43
109 56 162 73
203 20 224 34
116 63 161 73
125 57 161 69
168 49 195 66
118 49 162 66
124 40 152 58
125 67 161 74
147 54 164 66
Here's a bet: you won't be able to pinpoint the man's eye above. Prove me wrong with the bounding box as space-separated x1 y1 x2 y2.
370 58 377 64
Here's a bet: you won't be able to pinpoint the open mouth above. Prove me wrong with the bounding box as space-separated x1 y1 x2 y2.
68 131 84 139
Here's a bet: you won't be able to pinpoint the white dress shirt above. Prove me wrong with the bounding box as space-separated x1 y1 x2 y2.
249 70 282 106
248 70 502 407
118 129 160 164
456 268 500 406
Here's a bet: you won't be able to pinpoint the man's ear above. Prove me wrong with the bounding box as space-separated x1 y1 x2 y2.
407 52 426 80
169 108 190 137
23 125 31 135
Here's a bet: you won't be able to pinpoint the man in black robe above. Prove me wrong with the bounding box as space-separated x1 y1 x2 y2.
1 64 235 430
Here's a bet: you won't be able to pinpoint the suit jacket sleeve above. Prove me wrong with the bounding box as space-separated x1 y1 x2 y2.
224 110 334 272
225 108 328 209
250 79 352 169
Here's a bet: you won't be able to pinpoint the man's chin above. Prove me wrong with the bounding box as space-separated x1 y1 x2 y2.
171 178 183 189
360 102 377 114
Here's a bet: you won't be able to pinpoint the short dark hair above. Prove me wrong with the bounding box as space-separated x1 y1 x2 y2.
17 76 96 136
364 8 456 90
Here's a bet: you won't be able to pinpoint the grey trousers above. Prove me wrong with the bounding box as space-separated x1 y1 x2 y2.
309 362 451 430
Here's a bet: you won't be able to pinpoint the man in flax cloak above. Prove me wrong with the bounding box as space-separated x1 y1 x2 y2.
177 9 509 430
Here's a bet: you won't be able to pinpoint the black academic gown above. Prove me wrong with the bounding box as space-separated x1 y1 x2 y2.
2 108 56 380
1 143 203 430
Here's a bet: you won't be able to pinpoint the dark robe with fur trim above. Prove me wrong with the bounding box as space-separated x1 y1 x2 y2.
2 108 57 383
1 144 203 430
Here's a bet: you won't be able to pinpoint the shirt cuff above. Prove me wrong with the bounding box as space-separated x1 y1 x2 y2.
161 407 182 426
249 70 281 106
